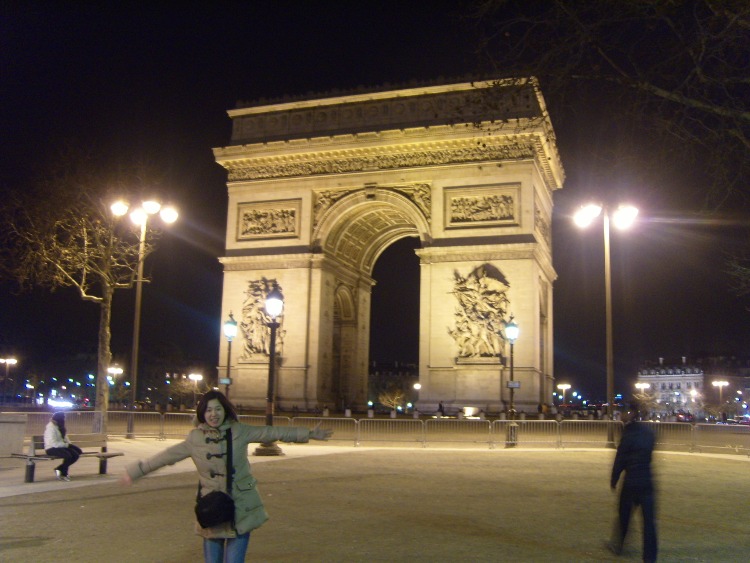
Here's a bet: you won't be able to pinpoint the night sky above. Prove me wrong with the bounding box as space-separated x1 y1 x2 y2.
2 3 749 402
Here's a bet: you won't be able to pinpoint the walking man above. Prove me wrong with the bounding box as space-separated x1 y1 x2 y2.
609 408 658 562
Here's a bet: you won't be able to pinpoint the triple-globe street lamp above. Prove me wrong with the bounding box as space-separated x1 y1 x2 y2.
111 199 178 436
574 202 638 423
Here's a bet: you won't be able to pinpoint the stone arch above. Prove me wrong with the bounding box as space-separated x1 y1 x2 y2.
314 187 430 275
331 283 356 410
334 283 356 322
215 78 564 414
312 188 427 409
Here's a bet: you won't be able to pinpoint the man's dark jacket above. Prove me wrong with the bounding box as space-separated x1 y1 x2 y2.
611 421 655 489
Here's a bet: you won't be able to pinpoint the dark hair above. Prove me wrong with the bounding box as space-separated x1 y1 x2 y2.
196 390 238 424
52 412 67 437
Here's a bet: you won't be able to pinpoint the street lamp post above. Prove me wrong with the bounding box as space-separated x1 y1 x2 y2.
557 383 571 405
255 285 284 457
506 317 519 418
1 358 18 405
712 380 729 406
188 373 203 408
634 382 651 419
107 365 123 404
112 199 178 438
223 313 238 399
505 316 519 448
574 203 638 428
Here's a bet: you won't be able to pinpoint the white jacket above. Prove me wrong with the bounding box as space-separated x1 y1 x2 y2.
43 421 71 450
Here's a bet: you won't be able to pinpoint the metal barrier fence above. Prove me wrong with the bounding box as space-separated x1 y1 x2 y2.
22 411 100 435
693 423 750 454
108 411 163 438
4 411 749 456
559 420 621 448
291 417 358 444
357 418 425 447
648 421 694 451
238 415 292 427
160 413 193 438
425 418 492 448
494 420 561 448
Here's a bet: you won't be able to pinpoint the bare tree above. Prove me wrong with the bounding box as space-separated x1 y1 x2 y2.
168 374 196 410
109 379 133 408
378 387 405 412
632 389 659 419
472 0 750 207
470 0 750 303
727 253 750 305
0 151 165 432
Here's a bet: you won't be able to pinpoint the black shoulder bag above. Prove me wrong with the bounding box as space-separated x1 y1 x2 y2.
195 427 235 528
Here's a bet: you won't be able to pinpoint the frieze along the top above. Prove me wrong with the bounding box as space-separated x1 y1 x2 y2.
226 141 537 181
229 80 542 144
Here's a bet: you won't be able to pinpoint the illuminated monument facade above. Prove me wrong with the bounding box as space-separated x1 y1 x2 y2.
213 78 565 413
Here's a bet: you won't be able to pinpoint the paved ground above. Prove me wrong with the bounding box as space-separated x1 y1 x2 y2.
1 438 748 562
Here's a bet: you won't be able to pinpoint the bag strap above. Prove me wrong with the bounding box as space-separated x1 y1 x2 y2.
225 427 233 494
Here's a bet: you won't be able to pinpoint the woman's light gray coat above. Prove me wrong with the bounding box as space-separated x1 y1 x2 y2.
125 420 311 537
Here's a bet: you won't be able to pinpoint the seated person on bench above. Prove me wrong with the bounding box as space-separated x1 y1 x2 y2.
44 412 83 481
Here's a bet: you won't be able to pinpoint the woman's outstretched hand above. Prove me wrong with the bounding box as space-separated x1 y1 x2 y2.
309 423 333 441
119 472 133 486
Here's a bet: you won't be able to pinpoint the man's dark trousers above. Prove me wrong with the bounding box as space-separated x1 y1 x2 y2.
616 483 657 562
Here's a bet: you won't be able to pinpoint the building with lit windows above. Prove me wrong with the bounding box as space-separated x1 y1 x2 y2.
636 357 704 414
635 356 750 417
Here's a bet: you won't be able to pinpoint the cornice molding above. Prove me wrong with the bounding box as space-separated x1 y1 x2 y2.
216 134 561 190
219 254 316 271
415 244 557 281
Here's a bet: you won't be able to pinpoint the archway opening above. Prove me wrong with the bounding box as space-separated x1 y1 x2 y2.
368 236 421 408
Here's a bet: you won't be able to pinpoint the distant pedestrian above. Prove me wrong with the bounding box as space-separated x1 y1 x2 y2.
609 409 657 562
438 401 445 416
44 412 83 481
120 390 332 563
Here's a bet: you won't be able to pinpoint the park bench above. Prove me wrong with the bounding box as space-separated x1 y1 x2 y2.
11 433 124 483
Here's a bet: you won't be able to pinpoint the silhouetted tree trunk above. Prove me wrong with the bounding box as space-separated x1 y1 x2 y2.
0 150 166 434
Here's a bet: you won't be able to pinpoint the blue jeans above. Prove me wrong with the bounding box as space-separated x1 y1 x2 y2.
203 532 250 563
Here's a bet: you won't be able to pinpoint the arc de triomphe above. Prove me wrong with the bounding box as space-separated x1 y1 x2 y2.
213 78 564 413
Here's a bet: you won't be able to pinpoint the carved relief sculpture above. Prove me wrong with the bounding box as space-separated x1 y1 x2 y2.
313 189 353 227
237 200 300 240
448 264 511 359
240 278 285 360
392 183 431 220
227 142 537 182
445 184 519 228
535 206 551 246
